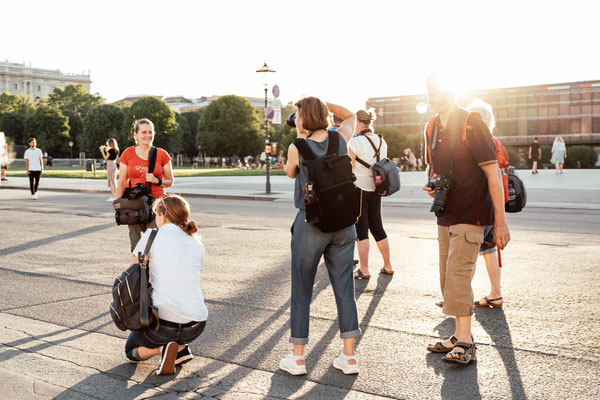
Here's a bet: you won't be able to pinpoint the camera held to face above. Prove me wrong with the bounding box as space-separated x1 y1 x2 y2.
286 113 296 128
427 175 454 217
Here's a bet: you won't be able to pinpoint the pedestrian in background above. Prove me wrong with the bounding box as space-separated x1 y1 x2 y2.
24 138 43 200
0 132 8 182
282 97 360 376
529 136 541 174
466 99 505 309
117 119 174 251
124 194 207 375
348 109 394 279
551 135 566 174
100 138 120 201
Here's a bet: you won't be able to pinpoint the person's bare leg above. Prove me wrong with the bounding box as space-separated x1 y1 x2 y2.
292 344 305 366
357 239 370 275
532 161 538 173
483 252 501 299
343 337 357 364
109 181 117 198
376 238 393 273
136 344 186 360
555 162 560 174
560 162 564 174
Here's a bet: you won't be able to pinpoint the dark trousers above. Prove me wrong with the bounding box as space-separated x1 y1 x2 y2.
355 190 387 242
28 171 41 194
128 218 157 252
125 319 206 361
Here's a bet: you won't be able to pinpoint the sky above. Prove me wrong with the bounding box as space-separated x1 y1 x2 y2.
2 0 599 112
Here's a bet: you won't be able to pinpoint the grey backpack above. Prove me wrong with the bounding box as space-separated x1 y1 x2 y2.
354 130 401 196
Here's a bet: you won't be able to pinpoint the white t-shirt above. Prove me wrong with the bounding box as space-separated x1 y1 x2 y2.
24 148 43 171
348 134 388 192
133 223 208 323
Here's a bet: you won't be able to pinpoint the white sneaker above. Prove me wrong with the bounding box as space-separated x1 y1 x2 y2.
106 197 115 202
333 352 359 375
31 194 38 200
279 353 307 375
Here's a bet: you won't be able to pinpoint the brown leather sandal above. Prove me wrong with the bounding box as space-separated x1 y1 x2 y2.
354 269 371 279
427 335 457 353
474 296 503 308
442 342 477 365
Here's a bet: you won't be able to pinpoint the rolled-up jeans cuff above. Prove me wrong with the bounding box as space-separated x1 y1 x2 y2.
479 247 497 255
340 329 361 339
289 336 309 345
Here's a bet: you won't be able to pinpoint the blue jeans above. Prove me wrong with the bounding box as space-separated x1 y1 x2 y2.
124 319 206 361
479 225 497 255
289 209 360 344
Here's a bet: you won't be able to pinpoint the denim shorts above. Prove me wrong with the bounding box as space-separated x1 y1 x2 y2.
479 225 496 254
125 319 206 361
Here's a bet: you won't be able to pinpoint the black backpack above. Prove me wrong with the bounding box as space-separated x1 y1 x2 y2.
505 166 527 213
110 229 159 331
294 132 361 233
354 130 401 196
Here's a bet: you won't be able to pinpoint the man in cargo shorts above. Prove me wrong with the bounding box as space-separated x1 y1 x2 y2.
422 73 510 365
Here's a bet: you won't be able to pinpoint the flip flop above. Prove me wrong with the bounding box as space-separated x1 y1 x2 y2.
474 296 503 308
354 269 371 279
380 267 394 275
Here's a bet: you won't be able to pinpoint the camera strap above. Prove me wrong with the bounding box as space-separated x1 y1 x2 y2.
146 146 157 195
430 117 457 180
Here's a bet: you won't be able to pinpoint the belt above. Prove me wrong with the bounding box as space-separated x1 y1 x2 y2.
159 318 201 329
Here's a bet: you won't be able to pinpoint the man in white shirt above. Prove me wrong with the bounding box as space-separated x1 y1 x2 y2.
24 138 43 199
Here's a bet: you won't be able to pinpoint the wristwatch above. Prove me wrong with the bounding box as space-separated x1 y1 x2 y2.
157 178 163 186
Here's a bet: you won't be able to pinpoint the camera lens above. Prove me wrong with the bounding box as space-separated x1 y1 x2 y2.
286 113 296 128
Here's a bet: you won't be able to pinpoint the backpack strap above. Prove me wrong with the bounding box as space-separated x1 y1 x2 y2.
293 139 317 161
326 131 340 156
138 229 158 329
355 156 371 169
362 134 382 162
146 146 157 195
461 112 481 148
425 116 438 167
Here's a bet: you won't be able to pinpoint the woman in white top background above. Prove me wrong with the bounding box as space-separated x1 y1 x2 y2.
348 110 394 279
124 194 208 376
551 135 567 174
24 138 44 199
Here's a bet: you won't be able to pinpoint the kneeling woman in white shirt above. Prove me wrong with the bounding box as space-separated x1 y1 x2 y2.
124 194 208 375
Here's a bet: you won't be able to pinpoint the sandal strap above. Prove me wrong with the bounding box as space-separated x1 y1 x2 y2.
486 296 503 302
450 335 458 344
453 341 475 351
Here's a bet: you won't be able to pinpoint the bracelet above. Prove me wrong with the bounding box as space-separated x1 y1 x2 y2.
157 178 163 186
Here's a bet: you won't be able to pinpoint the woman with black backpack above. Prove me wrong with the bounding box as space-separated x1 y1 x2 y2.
348 109 394 279
281 97 361 376
117 119 175 251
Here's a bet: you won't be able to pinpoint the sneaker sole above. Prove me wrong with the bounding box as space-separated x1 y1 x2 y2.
175 354 193 366
333 358 359 375
279 360 307 376
156 342 178 375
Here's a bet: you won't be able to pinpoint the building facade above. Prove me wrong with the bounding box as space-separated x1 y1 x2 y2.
178 95 282 124
367 80 600 148
0 61 91 100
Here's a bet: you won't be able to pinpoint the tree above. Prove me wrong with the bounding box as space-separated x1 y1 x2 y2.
25 105 70 156
62 110 84 155
47 84 104 117
0 112 28 145
181 109 203 155
196 95 263 156
376 126 420 160
169 113 192 155
123 97 178 151
82 104 125 157
0 92 35 114
271 101 296 154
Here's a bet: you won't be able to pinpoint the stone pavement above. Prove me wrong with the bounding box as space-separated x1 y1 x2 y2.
1 169 599 209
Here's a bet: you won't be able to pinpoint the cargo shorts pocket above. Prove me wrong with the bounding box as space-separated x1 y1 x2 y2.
459 231 484 264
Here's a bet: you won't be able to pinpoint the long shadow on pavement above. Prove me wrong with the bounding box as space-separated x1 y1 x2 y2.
0 222 114 257
475 307 527 400
426 318 482 400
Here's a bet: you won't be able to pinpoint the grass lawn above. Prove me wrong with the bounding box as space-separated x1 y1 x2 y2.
5 166 287 179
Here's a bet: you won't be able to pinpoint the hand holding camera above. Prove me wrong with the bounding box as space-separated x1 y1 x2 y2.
425 174 454 217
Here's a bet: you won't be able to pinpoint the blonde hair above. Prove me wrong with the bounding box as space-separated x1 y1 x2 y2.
466 99 495 132
106 138 119 152
555 135 564 143
152 194 198 236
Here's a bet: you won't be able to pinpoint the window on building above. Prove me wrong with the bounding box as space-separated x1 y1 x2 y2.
592 117 600 133
527 108 537 118
528 120 539 135
592 90 600 100
560 120 569 133
570 106 581 116
11 83 18 90
570 118 581 134
549 119 560 134
570 90 582 102
36 85 41 92
539 120 548 135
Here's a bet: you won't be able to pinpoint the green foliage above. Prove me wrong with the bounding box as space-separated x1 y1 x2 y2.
181 109 203 140
169 113 193 155
375 125 420 160
540 145 552 165
47 84 103 116
564 146 598 168
272 101 296 154
123 97 178 150
505 146 519 167
196 95 263 156
25 105 70 156
62 110 84 154
0 112 28 144
83 104 125 157
0 92 35 114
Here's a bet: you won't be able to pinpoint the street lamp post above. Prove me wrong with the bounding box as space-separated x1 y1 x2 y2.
68 141 73 161
256 62 276 194
416 102 428 165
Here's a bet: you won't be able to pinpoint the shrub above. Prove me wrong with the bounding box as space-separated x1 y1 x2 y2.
564 146 598 168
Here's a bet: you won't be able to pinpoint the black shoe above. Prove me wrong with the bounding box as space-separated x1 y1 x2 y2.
1 178 7 181
175 345 193 366
156 342 178 375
